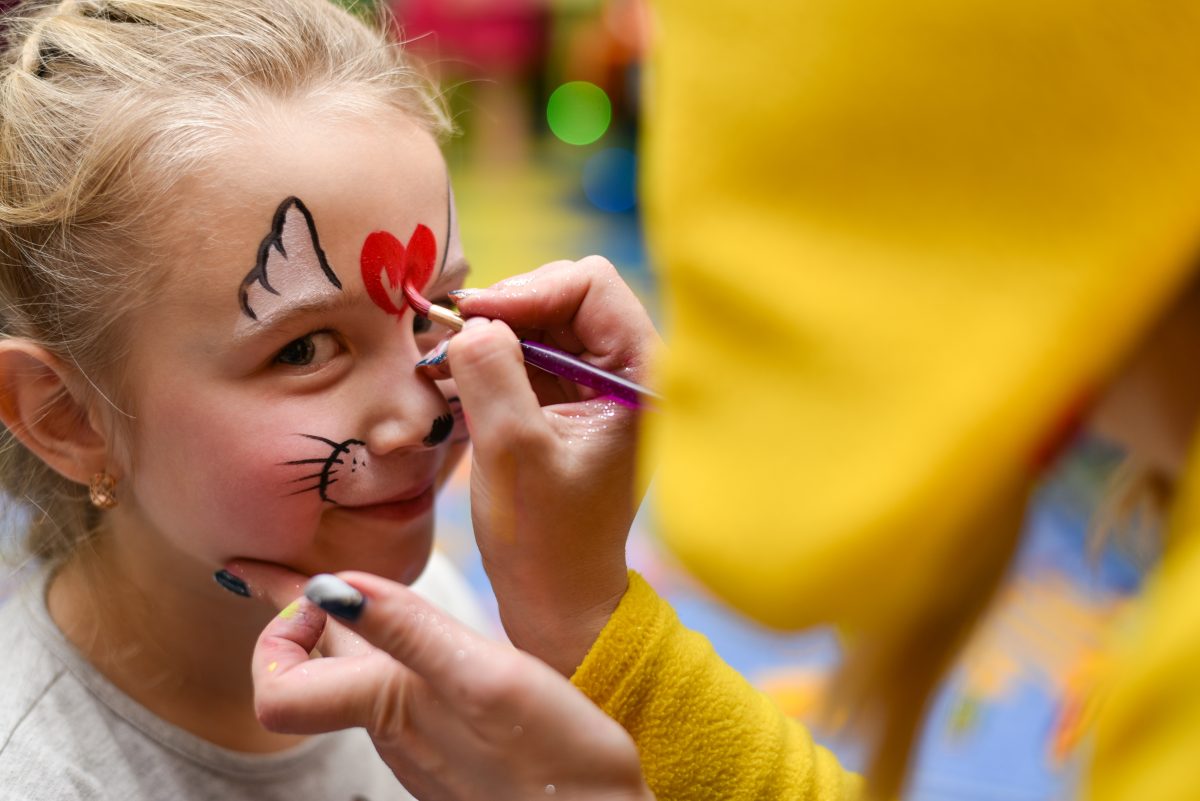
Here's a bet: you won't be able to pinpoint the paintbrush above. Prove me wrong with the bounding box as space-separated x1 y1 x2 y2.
403 281 661 409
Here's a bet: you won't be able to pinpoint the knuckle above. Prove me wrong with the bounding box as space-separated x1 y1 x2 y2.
460 652 529 718
368 669 411 741
577 254 618 279
254 695 289 733
448 323 520 368
513 420 556 455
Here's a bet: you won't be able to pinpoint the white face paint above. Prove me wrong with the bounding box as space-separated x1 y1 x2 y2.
237 197 343 333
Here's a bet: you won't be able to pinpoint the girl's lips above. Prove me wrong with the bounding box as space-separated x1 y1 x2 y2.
343 484 435 521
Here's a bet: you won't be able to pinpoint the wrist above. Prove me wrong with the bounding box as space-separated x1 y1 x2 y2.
496 572 629 676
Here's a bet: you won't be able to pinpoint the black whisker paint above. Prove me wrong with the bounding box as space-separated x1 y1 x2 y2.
423 414 454 447
287 470 338 484
283 435 363 503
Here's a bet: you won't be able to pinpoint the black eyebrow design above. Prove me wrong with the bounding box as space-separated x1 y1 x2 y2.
239 197 342 320
439 185 452 276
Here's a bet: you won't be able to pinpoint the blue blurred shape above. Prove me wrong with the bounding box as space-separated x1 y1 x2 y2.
582 147 638 213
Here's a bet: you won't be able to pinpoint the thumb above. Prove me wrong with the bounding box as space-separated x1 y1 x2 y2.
304 572 540 740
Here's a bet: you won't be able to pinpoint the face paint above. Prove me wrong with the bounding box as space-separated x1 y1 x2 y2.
359 224 437 319
423 414 454 447
239 197 342 322
282 434 367 503
439 184 460 276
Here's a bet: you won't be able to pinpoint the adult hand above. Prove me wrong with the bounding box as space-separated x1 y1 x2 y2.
233 562 653 801
419 257 661 675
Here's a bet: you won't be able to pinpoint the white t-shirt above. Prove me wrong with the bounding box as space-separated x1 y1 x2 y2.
0 552 490 801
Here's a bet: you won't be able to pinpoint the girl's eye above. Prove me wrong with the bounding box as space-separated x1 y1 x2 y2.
413 314 433 336
275 331 340 367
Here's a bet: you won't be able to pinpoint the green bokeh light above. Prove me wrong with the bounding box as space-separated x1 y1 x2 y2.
546 82 612 146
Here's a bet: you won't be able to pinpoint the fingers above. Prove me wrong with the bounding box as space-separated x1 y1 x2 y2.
456 257 630 329
418 258 661 401
251 595 416 736
445 318 552 452
454 257 659 365
306 572 540 729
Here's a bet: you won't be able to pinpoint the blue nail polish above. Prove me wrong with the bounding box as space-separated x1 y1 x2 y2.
305 574 365 622
416 341 449 367
214 569 250 598
417 350 448 367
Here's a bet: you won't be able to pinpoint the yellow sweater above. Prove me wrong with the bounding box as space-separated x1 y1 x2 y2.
614 0 1200 797
573 573 863 800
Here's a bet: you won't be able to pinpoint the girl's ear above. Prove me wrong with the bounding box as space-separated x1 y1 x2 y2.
0 340 111 485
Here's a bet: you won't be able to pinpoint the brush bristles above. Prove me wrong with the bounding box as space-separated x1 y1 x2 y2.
402 281 465 331
402 280 431 315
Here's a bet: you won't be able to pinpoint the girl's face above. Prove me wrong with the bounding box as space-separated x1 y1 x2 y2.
113 107 468 584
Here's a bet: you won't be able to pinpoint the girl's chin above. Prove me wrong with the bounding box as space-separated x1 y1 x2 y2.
290 548 434 586
292 519 435 585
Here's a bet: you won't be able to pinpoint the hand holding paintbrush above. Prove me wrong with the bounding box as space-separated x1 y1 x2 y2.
408 259 662 410
414 256 661 674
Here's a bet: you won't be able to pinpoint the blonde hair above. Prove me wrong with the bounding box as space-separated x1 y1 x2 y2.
0 0 449 566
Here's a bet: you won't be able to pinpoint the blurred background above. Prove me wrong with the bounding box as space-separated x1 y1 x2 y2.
372 3 1152 799
0 1 1155 799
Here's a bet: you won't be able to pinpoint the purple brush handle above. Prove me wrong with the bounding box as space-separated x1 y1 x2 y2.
519 340 660 409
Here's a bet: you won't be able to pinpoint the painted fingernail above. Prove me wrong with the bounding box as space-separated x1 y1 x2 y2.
448 288 480 301
416 338 450 367
214 569 250 598
462 316 489 331
278 598 303 620
305 573 365 622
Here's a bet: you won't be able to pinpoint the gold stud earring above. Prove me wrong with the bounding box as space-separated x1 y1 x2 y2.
88 472 118 510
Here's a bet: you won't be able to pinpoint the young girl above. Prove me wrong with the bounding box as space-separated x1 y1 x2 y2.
0 1 645 797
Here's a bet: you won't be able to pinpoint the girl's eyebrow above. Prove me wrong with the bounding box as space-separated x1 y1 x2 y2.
231 289 363 348
231 257 470 350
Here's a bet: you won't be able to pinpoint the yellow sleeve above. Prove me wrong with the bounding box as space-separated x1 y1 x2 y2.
1086 500 1200 801
572 572 863 800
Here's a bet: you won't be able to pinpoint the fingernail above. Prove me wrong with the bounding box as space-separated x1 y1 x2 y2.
278 598 303 620
448 288 480 301
462 316 489 331
305 573 365 622
416 338 450 367
214 569 250 598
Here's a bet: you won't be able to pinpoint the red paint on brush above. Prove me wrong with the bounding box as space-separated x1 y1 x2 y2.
403 279 431 316
359 224 438 319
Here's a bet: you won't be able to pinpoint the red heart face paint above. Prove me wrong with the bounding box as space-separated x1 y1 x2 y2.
360 224 438 318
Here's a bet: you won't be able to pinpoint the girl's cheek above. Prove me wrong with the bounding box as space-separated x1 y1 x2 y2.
177 412 330 560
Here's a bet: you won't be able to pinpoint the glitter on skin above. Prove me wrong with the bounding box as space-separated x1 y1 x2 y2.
279 599 303 620
267 661 278 673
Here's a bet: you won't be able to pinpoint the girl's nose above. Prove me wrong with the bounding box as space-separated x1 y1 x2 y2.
361 345 453 456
